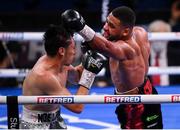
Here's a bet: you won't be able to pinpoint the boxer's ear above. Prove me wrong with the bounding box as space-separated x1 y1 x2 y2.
58 47 65 56
122 28 130 37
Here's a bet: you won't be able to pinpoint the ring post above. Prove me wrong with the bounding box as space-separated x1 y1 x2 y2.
7 96 19 129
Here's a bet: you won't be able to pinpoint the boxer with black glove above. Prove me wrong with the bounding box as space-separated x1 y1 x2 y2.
79 50 107 89
61 7 163 129
61 9 95 42
81 41 93 54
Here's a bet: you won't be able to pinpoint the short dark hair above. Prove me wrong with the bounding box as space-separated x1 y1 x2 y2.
112 6 136 28
43 25 71 57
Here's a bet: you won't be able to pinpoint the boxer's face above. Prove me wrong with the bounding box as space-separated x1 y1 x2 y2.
64 38 76 65
103 13 130 41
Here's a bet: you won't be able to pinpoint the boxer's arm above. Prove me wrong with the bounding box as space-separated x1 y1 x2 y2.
67 64 84 85
63 86 89 114
79 30 136 61
44 52 106 113
43 74 89 114
90 36 136 60
61 10 136 60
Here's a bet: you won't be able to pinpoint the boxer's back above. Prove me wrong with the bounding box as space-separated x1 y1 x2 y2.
133 27 150 75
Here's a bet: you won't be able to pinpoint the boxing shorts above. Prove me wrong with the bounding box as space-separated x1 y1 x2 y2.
115 77 163 129
20 107 67 129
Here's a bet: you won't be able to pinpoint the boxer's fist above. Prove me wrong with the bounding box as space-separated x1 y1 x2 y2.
82 50 106 74
81 41 93 54
79 50 107 89
61 9 95 41
61 9 85 33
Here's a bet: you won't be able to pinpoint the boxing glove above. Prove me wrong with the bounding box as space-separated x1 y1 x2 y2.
81 41 93 54
61 9 85 32
61 9 95 41
79 50 107 89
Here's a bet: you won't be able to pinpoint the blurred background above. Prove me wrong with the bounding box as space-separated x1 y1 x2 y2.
0 0 172 31
0 0 179 87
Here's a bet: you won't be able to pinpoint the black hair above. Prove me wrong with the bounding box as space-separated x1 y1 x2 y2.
43 25 71 57
112 6 136 28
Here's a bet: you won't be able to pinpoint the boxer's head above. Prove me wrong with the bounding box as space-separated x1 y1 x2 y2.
103 6 136 41
43 25 75 65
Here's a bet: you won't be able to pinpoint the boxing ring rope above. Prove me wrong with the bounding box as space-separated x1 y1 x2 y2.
1 32 180 41
3 94 180 129
1 94 180 104
0 32 180 77
0 67 180 78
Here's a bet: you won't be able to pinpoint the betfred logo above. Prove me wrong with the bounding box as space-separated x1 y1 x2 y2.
37 97 74 104
104 96 141 103
0 33 23 40
172 95 180 102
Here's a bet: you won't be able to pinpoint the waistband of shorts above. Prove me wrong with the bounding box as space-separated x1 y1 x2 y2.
115 77 149 95
21 107 60 124
115 86 139 95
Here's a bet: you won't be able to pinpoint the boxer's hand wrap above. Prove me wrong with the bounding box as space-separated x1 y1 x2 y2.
79 50 107 89
79 69 96 89
61 9 95 41
79 25 95 41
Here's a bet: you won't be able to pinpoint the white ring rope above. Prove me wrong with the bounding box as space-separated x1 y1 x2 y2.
148 66 180 75
0 32 180 41
0 67 179 78
1 95 180 104
0 32 179 77
0 69 29 78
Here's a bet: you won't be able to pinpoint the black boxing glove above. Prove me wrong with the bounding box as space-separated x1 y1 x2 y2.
61 9 85 32
79 50 107 89
61 9 95 41
81 41 93 54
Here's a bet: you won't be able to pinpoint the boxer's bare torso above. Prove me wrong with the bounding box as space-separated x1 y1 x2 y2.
23 56 69 111
109 27 150 92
